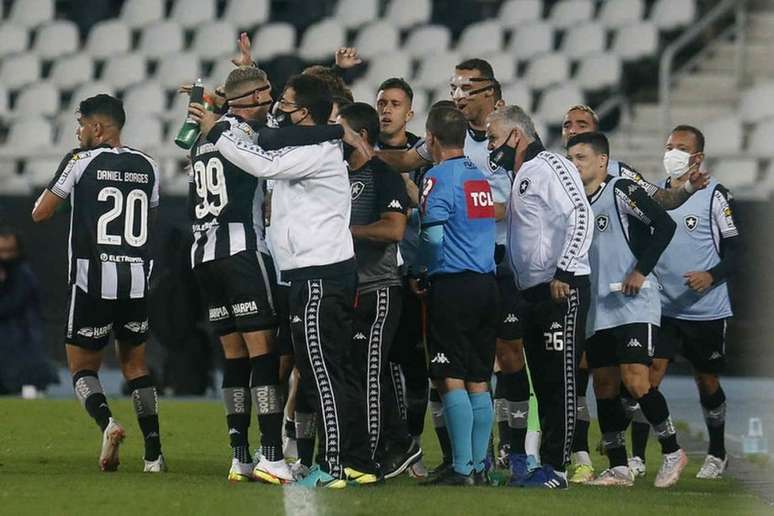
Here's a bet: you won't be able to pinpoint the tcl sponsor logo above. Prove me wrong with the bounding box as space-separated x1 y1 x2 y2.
464 180 495 219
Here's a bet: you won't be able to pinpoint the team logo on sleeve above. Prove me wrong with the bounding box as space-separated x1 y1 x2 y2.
684 215 699 231
420 177 436 213
595 215 609 232
518 178 530 196
351 181 365 200
464 180 495 219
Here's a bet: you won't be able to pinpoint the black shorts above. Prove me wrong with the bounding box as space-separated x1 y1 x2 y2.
65 285 148 350
275 284 293 356
586 323 656 369
497 274 524 341
427 272 498 382
194 250 278 336
660 317 727 374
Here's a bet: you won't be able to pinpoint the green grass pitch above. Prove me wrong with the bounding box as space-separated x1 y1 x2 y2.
0 398 768 515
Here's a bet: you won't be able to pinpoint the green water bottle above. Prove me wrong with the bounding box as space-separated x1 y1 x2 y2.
174 78 204 150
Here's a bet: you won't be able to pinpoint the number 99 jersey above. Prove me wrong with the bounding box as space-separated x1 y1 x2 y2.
48 145 159 300
188 114 268 268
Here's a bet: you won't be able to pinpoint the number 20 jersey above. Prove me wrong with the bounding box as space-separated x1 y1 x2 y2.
189 114 268 268
48 145 160 300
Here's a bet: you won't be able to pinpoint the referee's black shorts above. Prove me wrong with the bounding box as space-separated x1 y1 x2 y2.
194 250 278 336
427 271 499 383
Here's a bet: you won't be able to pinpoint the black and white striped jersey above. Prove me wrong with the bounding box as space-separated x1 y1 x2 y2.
188 114 268 268
47 145 160 300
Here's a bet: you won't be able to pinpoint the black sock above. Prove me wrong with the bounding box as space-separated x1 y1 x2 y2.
572 369 591 454
251 354 284 462
73 370 112 432
596 397 629 469
127 375 162 461
294 377 316 468
700 385 727 459
637 388 679 454
503 369 529 454
621 387 649 461
285 417 296 440
430 387 452 462
223 358 252 462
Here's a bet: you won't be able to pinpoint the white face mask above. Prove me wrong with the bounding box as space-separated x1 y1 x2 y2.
663 148 697 178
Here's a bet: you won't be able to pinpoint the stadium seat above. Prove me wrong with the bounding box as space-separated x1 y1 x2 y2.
0 85 7 116
575 53 622 90
34 21 80 60
349 80 377 104
456 21 504 59
157 53 202 90
406 114 426 138
50 54 94 90
1 173 32 195
363 52 412 87
120 0 165 29
122 116 164 149
411 89 429 116
9 0 53 28
223 0 270 30
499 0 544 29
4 118 53 151
24 158 61 187
651 0 696 31
354 21 400 60
334 0 379 30
403 25 451 59
712 158 757 190
485 53 516 84
166 92 192 122
13 82 59 118
748 118 774 157
298 18 345 62
525 53 569 90
532 117 549 140
138 22 184 59
0 53 41 90
413 51 461 90
548 0 594 30
54 111 79 150
251 23 296 62
85 20 131 59
507 23 553 62
702 117 743 156
599 0 644 28
612 22 658 61
193 21 238 61
501 82 533 110
385 0 431 30
207 60 237 88
68 82 116 112
102 54 148 90
535 83 584 124
560 23 606 60
427 87 449 107
170 0 216 30
739 81 774 123
123 81 167 115
0 24 28 58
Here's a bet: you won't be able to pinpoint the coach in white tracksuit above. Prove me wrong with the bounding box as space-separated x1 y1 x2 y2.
487 105 592 487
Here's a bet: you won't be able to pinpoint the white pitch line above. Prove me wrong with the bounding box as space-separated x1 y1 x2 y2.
283 485 319 516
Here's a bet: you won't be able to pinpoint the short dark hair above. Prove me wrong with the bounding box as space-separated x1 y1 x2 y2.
566 131 610 156
303 65 353 101
430 99 455 110
492 80 502 102
78 94 126 129
671 124 705 152
456 58 495 79
339 102 380 146
285 74 333 125
331 95 353 110
426 106 467 149
377 77 414 102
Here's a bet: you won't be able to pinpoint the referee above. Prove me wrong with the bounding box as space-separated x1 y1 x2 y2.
488 105 592 489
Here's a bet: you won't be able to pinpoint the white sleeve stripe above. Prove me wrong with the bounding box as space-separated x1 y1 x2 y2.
711 188 739 238
222 130 300 161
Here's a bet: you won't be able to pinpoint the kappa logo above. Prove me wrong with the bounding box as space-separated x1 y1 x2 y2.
354 332 367 341
684 215 699 231
709 351 722 360
430 353 450 364
123 320 149 333
518 178 530 196
351 181 365 200
627 338 642 348
387 199 403 210
503 313 519 324
628 184 639 195
596 215 609 232
291 315 302 323
550 322 562 331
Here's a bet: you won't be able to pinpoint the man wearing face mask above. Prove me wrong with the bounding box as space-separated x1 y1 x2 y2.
337 102 421 479
190 73 379 488
653 125 739 480
487 105 592 489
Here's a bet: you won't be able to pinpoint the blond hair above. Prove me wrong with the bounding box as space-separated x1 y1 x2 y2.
224 67 268 99
566 104 599 125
